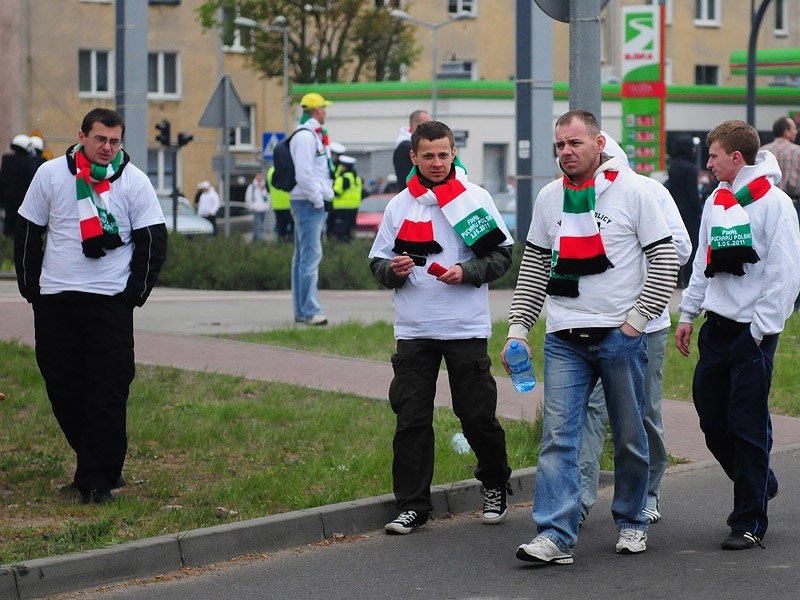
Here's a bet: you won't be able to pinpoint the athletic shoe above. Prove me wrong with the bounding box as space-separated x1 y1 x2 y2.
616 528 647 554
81 488 115 505
384 510 428 535
306 314 328 326
721 530 763 550
482 485 511 524
516 535 574 565
642 507 662 524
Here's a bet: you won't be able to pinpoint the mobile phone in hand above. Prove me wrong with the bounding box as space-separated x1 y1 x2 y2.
404 253 427 267
427 262 447 277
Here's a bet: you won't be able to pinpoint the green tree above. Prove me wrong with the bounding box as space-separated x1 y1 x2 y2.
197 0 420 84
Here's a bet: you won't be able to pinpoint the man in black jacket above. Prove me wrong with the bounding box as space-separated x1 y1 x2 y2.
0 134 36 236
667 136 701 287
393 110 431 190
14 108 167 504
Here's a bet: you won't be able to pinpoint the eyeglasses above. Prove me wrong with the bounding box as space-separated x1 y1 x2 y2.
90 135 122 148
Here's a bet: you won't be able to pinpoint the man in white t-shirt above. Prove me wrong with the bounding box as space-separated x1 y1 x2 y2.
504 110 679 565
14 107 167 505
369 120 514 535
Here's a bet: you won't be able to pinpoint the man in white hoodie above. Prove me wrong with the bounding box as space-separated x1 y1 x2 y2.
289 92 335 326
676 120 800 550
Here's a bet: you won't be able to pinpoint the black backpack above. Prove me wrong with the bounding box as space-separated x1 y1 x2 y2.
271 128 314 192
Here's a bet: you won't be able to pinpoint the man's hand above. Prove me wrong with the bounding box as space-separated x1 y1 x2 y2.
619 322 642 337
675 322 693 357
500 338 530 375
435 264 463 285
391 255 415 278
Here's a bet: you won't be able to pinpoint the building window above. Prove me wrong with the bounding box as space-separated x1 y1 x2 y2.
775 0 787 34
375 0 406 7
147 148 174 196
148 52 180 98
695 64 719 85
79 49 113 97
694 0 720 25
222 6 248 52
149 0 180 4
448 0 476 16
231 105 256 149
439 59 478 81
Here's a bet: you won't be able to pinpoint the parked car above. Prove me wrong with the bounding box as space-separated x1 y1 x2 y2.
159 198 213 236
355 193 393 238
215 201 254 235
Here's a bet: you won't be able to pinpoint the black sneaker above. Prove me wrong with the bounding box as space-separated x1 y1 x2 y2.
482 484 512 524
81 489 115 505
721 530 763 550
384 510 428 535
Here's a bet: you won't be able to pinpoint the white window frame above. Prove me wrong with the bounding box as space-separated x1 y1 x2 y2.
375 0 407 8
78 49 114 98
448 0 476 17
774 0 787 36
695 64 720 86
231 105 257 151
147 147 174 197
147 52 181 100
222 6 247 53
694 0 721 27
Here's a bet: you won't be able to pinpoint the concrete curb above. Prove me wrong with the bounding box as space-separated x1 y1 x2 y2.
1 467 539 599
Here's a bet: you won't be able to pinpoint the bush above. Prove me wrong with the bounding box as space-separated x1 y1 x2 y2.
0 232 521 291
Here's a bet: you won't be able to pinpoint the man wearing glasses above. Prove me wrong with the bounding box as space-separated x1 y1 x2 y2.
14 108 167 504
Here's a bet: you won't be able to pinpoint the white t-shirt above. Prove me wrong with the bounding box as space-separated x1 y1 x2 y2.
529 167 673 332
370 182 513 340
18 154 165 296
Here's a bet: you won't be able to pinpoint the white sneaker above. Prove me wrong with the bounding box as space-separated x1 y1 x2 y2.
616 528 647 554
305 314 328 326
516 535 573 565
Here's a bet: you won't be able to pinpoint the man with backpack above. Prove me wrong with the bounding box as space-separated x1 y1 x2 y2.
286 92 335 326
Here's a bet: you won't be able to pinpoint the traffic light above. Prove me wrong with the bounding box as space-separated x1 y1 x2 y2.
155 119 171 147
228 128 236 146
177 132 193 148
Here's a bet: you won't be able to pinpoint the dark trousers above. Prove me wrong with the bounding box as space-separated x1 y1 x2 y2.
33 292 135 494
389 338 510 513
693 315 778 538
274 209 294 241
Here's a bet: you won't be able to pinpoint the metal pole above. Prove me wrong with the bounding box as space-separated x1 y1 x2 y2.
747 0 773 126
431 27 439 120
282 27 290 133
569 0 602 122
171 147 178 233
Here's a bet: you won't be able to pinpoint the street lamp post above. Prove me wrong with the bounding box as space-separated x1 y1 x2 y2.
235 16 290 135
389 9 472 120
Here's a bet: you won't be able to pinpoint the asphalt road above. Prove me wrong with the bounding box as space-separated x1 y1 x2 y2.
71 448 800 600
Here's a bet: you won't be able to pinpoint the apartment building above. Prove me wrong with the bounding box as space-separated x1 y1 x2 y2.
1 1 797 198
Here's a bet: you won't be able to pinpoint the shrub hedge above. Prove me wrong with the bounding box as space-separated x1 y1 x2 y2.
0 232 521 291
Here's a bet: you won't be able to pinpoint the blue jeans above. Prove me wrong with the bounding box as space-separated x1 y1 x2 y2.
252 211 266 241
290 200 326 321
579 327 669 519
533 328 649 551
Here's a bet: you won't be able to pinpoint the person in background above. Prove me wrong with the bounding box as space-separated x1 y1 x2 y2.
29 135 47 171
393 110 432 190
667 136 701 287
267 165 293 241
579 133 692 528
244 172 271 241
196 181 220 236
676 120 800 550
370 120 514 536
760 116 800 212
0 134 36 236
506 109 679 565
289 92 335 326
331 155 362 242
14 107 167 504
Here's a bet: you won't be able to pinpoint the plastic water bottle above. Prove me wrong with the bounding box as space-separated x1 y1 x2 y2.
505 340 536 393
451 432 472 455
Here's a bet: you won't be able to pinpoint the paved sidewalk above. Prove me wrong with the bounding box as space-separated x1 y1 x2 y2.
4 280 800 598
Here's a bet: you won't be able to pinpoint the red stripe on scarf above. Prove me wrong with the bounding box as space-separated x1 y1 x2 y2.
434 179 467 208
80 217 103 239
558 234 606 260
397 219 434 242
748 176 771 200
713 189 739 210
564 178 594 192
406 175 428 198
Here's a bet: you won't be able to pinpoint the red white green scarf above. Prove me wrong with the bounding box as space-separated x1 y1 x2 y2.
392 157 507 258
74 146 124 258
704 176 768 277
547 170 618 297
299 114 333 176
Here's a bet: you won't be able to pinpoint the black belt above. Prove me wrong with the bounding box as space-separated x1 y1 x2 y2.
553 327 612 345
705 311 749 337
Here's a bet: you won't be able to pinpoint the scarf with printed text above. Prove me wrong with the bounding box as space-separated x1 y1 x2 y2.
299 114 333 176
546 171 618 297
704 176 768 277
392 157 507 258
74 145 124 258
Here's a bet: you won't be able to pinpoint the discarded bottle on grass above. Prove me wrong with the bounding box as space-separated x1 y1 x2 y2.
505 340 536 393
451 432 472 455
